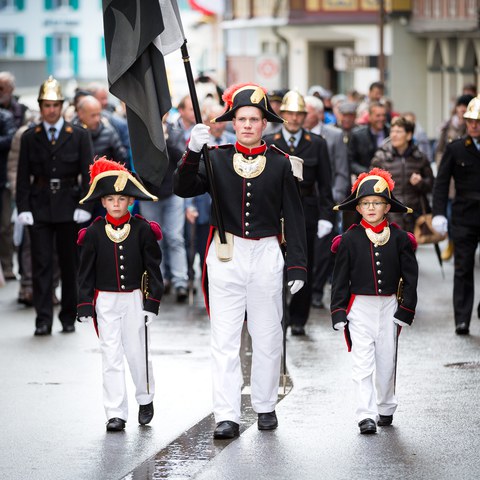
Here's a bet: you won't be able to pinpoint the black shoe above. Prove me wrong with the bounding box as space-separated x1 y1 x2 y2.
106 417 126 432
291 325 305 336
377 414 393 426
213 421 240 439
34 325 52 336
138 402 154 425
358 418 377 434
455 322 470 335
176 286 188 303
62 324 75 333
258 411 278 430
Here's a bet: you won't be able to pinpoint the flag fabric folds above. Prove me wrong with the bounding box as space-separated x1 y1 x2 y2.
102 0 185 190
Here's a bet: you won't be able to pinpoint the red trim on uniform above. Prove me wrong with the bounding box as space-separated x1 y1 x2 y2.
235 141 267 156
242 178 246 236
346 294 356 314
369 242 379 294
360 218 388 233
114 243 121 290
202 226 215 317
399 305 415 313
106 212 131 226
287 266 307 272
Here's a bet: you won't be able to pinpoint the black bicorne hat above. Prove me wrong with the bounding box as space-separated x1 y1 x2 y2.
334 168 412 214
79 157 158 204
212 83 284 123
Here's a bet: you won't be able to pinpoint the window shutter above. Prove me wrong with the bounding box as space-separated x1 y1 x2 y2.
70 36 79 76
45 36 53 74
15 35 24 55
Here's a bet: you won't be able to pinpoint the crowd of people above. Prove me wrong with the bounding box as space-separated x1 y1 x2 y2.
1 70 480 435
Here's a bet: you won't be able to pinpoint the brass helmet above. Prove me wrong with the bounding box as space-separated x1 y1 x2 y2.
464 95 480 120
280 90 307 113
38 76 65 102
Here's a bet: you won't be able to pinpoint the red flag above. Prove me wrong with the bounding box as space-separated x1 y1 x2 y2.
102 0 185 189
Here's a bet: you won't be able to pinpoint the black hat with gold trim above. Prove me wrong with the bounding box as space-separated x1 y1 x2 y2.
79 157 158 204
212 83 284 123
334 167 412 213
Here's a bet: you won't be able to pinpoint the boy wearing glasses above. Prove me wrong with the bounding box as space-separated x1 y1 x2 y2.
330 168 418 434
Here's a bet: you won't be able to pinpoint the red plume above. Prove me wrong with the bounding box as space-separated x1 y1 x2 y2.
221 82 267 107
351 167 395 193
88 156 128 184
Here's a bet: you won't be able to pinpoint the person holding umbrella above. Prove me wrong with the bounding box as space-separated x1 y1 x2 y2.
76 157 164 432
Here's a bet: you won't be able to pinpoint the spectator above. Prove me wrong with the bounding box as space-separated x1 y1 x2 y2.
356 81 385 120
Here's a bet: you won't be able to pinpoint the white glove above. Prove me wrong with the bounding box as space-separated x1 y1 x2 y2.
288 280 305 295
78 316 93 323
188 124 210 153
73 208 92 224
431 215 448 236
17 211 34 226
393 318 409 327
317 219 333 239
334 321 347 331
143 311 156 326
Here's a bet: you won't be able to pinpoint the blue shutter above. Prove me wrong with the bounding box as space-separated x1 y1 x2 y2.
45 36 53 75
70 36 79 76
45 0 53 10
70 0 79 9
15 0 25 10
100 36 105 59
15 35 24 55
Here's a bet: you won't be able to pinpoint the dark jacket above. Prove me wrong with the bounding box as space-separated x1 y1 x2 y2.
173 144 308 282
77 215 164 317
371 141 434 232
330 223 418 327
0 108 16 187
433 136 480 228
264 130 335 226
16 121 94 223
348 125 390 175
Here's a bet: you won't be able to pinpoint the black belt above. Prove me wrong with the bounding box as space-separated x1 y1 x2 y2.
300 184 316 197
33 177 78 192
457 191 480 201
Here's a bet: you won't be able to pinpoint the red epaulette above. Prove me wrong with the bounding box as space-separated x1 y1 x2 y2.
269 144 289 157
76 216 103 246
134 214 163 240
331 224 358 253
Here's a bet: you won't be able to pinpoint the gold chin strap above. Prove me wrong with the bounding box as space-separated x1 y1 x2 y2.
105 221 131 243
365 226 390 247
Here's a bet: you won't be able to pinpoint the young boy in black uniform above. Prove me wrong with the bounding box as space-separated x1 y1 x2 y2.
76 157 164 432
330 168 418 434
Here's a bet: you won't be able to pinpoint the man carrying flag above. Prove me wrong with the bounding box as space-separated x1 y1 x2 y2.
174 83 307 439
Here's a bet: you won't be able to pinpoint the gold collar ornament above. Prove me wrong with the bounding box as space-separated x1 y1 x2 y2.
365 226 390 247
233 152 266 178
105 221 131 243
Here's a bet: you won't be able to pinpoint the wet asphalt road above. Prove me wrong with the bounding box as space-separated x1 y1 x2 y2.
1 242 480 479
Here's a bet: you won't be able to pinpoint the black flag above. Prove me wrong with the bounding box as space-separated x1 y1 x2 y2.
102 0 184 189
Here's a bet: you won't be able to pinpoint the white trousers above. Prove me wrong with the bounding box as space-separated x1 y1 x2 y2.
96 290 154 421
348 295 398 422
206 235 284 423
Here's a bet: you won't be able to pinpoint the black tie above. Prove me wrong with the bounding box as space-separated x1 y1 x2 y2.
289 135 295 153
49 127 56 145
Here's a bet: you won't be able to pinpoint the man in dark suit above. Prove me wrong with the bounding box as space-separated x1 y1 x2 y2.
16 77 94 336
264 90 334 335
432 95 480 336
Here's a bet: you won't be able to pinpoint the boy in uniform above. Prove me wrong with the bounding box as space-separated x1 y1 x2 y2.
77 157 164 432
330 168 418 434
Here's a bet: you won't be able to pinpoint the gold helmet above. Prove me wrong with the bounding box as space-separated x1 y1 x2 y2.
280 90 307 113
463 95 480 120
38 76 65 102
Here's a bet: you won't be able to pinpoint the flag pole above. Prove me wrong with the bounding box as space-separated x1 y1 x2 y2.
180 40 226 244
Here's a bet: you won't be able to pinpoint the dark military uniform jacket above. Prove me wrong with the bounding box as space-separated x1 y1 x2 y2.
264 130 335 227
433 135 480 228
173 142 307 282
77 214 164 317
330 221 418 328
16 121 93 223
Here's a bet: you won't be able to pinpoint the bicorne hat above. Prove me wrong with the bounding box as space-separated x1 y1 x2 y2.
79 157 158 204
334 168 412 213
212 83 284 123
